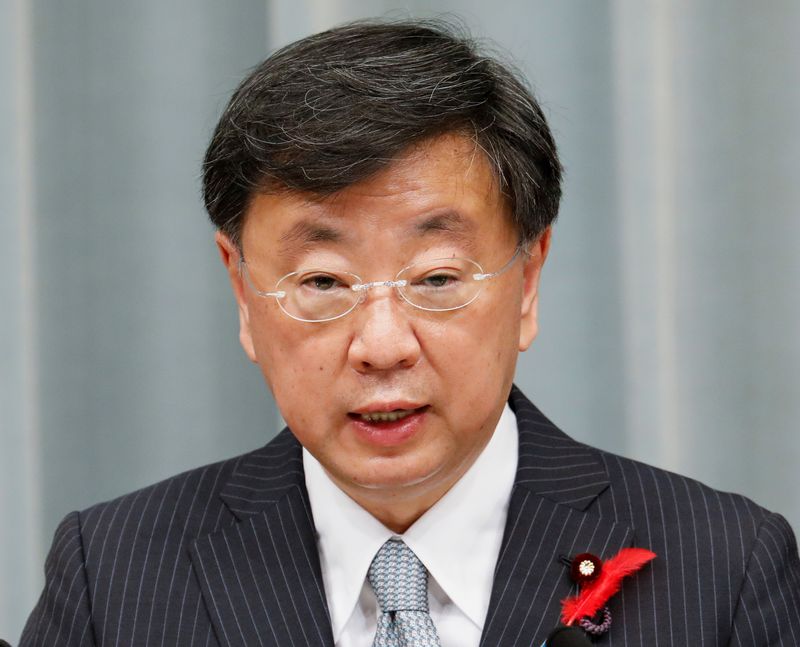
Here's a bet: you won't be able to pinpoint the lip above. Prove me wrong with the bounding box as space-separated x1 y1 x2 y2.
350 400 427 414
348 404 429 447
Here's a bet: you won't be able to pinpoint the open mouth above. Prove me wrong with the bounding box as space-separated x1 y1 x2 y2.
348 405 429 424
347 405 429 446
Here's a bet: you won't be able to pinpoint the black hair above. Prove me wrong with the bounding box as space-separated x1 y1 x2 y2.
202 19 562 247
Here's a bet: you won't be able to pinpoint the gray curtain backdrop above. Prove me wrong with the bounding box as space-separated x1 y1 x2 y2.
2 0 799 639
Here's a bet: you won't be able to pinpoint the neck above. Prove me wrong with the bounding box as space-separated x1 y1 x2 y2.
357 490 445 534
328 455 478 534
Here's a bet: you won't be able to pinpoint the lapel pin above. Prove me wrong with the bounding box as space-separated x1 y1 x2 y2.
542 547 657 646
570 552 602 584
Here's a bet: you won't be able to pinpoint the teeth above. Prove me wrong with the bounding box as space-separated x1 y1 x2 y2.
360 409 415 423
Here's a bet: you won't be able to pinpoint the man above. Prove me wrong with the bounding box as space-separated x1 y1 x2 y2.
21 19 800 647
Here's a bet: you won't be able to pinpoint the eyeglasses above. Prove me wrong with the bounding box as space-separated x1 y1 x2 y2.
239 246 524 323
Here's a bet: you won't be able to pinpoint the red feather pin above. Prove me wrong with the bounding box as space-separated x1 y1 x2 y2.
561 548 656 626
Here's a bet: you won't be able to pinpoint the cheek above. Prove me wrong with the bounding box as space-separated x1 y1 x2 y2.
424 303 520 391
266 341 338 388
248 312 342 411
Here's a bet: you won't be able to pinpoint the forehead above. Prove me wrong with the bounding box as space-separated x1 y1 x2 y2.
240 134 515 259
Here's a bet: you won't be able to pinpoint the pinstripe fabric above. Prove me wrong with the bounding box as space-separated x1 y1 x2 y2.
21 386 800 646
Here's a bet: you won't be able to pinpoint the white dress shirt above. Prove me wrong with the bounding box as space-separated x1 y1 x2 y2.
303 404 518 647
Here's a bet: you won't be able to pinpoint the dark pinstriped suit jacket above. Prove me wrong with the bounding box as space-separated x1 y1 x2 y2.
21 386 800 646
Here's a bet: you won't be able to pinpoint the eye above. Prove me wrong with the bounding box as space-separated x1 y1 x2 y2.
415 271 462 289
299 273 346 292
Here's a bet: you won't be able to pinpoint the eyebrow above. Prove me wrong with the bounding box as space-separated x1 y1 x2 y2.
413 210 478 252
277 219 347 258
414 210 475 235
275 209 479 260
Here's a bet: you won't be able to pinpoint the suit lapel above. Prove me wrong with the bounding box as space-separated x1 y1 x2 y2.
188 386 630 647
189 431 334 647
479 387 633 646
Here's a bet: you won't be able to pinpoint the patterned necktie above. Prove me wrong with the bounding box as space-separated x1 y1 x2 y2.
368 539 443 647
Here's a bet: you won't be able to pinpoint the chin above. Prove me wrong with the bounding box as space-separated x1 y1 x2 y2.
348 456 446 493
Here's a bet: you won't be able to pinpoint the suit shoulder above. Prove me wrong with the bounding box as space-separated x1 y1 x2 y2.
510 386 780 533
76 438 286 552
589 444 781 547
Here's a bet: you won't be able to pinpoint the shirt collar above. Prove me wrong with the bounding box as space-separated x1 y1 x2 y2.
303 453 392 641
304 403 518 640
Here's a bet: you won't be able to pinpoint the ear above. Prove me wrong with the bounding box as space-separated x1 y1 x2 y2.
518 227 552 351
215 231 257 363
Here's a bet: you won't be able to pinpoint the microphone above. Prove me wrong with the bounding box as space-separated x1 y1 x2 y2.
545 625 593 647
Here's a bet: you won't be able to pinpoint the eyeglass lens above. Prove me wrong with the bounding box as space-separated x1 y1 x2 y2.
275 257 484 321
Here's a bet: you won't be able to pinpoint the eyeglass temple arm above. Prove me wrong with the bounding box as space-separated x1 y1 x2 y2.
472 244 527 282
238 258 286 298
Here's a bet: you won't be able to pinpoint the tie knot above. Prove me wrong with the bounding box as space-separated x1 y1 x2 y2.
367 539 429 613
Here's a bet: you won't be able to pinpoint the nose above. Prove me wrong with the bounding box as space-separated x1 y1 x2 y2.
347 289 421 373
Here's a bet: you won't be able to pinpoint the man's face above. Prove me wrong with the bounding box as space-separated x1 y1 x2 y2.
218 134 549 523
